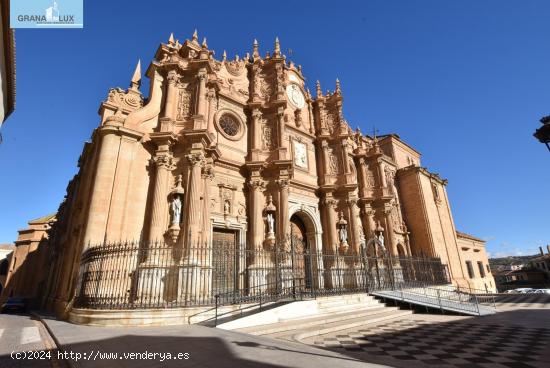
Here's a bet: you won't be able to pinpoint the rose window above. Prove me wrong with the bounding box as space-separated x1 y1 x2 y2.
219 114 240 136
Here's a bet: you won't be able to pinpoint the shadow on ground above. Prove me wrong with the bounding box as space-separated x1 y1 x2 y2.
306 308 550 368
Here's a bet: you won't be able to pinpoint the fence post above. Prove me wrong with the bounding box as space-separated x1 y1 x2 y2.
437 289 443 314
307 248 315 299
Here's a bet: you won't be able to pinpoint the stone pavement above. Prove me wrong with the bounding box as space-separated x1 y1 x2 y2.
37 315 390 368
300 305 550 368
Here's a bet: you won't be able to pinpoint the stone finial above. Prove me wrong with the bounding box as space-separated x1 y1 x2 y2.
202 37 208 49
222 50 227 61
168 32 175 45
335 78 341 94
274 37 281 57
316 80 322 98
192 29 199 43
253 39 260 59
306 88 312 99
130 60 141 90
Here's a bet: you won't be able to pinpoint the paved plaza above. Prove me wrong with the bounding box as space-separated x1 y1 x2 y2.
301 295 550 368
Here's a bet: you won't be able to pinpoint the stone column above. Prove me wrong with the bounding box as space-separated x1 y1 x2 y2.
341 141 350 175
363 205 376 238
184 153 205 246
323 198 338 252
201 164 214 245
147 154 174 245
206 90 217 138
164 70 179 120
197 69 207 118
384 207 398 257
277 107 286 159
347 199 361 253
358 157 368 198
82 129 120 248
377 161 387 188
321 140 331 184
247 178 266 250
251 109 262 151
277 178 290 247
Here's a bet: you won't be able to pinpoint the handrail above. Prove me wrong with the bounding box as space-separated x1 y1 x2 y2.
188 278 307 325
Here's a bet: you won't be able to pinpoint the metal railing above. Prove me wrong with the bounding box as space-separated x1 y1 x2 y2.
73 238 451 310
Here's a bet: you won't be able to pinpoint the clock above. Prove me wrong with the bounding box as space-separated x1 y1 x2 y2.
286 84 306 109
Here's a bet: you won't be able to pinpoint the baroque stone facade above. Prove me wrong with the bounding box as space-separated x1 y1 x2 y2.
41 32 494 319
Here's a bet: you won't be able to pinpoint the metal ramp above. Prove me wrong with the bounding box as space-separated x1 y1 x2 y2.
371 285 497 316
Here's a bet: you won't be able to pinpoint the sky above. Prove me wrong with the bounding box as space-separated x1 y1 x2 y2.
0 0 548 258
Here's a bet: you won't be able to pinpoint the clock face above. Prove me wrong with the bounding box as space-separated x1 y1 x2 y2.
286 84 306 109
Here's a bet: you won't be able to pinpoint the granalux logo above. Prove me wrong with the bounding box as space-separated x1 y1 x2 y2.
11 0 83 29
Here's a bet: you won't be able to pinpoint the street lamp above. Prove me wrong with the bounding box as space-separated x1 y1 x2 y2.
534 115 550 152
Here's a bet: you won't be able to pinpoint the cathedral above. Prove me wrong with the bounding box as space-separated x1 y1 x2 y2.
41 31 494 323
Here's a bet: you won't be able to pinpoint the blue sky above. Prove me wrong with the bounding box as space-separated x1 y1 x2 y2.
0 1 548 257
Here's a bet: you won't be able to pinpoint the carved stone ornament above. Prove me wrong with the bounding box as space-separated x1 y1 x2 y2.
293 140 308 169
176 84 192 120
328 149 339 175
106 88 144 112
262 123 275 151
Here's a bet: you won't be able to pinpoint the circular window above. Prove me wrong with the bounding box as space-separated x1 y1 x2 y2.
219 114 240 136
215 111 245 141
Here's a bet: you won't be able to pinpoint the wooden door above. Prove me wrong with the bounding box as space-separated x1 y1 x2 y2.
212 228 237 299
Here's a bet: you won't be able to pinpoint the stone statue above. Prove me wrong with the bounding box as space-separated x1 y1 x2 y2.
359 227 366 248
224 200 230 214
267 213 275 234
377 232 385 248
339 226 348 244
170 196 182 225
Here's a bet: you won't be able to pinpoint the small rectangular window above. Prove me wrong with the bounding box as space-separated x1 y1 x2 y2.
466 261 475 279
477 262 485 278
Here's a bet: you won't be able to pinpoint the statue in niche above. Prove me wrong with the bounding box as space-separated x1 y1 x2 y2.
377 232 385 249
339 225 348 245
267 213 275 234
224 200 231 215
170 196 182 225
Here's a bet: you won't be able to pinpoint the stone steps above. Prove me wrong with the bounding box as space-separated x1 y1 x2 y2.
276 309 413 342
246 305 409 337
232 292 413 341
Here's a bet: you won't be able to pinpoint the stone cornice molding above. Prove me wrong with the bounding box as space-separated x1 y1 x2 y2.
97 125 144 141
397 165 448 185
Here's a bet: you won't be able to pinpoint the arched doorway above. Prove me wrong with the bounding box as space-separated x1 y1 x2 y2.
289 214 311 289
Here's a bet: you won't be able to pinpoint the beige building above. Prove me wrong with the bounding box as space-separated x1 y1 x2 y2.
35 32 494 322
0 243 14 295
0 215 55 306
0 0 15 129
456 231 495 292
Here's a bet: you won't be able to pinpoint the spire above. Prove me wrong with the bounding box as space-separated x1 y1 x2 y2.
335 78 341 94
222 50 227 61
252 38 260 59
130 60 141 90
316 80 322 98
201 37 208 48
192 29 198 43
168 32 175 46
274 36 281 57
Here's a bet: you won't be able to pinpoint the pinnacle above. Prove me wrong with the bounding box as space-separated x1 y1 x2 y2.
130 60 141 90
192 29 198 42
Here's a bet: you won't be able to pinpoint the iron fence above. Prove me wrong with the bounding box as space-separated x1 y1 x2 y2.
74 238 451 310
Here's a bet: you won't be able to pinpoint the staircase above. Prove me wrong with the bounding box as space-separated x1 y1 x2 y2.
220 293 412 342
